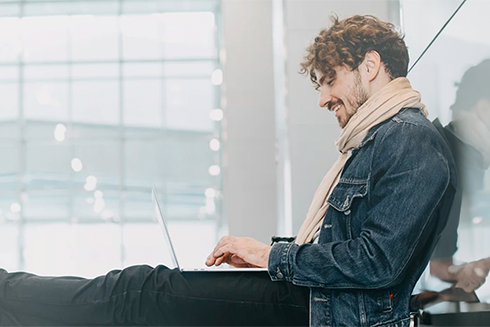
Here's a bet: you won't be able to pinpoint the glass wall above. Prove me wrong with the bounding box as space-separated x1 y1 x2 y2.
0 0 223 277
402 0 490 308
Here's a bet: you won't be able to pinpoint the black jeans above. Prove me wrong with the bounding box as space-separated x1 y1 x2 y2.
0 265 309 326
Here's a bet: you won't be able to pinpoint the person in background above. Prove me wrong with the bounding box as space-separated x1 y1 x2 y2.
430 59 490 297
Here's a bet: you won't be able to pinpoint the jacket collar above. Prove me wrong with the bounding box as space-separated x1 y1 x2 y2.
355 107 416 150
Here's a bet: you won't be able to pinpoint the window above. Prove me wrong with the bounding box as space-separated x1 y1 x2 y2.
0 0 222 278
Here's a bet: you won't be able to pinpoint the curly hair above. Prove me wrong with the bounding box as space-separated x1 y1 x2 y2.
300 15 409 90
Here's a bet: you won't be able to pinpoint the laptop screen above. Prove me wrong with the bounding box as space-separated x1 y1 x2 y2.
152 186 180 270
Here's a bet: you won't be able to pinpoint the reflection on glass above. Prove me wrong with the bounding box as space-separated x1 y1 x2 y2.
404 0 490 312
71 158 83 172
209 138 220 151
432 59 490 301
211 69 223 85
24 82 69 121
205 188 216 198
209 108 223 121
94 190 103 199
53 123 66 142
10 202 20 213
93 197 105 214
208 165 220 176
84 175 97 191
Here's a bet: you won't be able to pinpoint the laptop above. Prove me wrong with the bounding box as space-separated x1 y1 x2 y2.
151 186 267 272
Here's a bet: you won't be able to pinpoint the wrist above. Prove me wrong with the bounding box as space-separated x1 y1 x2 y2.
263 246 272 268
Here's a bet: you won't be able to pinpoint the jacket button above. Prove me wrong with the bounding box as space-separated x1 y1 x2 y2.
344 209 351 215
276 268 284 279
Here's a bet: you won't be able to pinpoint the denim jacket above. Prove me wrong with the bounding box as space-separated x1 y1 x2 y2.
268 108 457 327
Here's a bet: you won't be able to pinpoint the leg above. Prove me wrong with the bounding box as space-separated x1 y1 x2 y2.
0 265 308 326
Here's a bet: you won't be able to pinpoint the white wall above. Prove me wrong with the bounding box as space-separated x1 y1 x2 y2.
221 0 277 243
221 0 398 241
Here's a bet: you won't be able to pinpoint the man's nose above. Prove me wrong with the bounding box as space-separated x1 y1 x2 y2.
318 89 331 109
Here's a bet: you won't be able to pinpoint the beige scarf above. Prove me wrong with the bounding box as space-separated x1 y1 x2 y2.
296 77 427 244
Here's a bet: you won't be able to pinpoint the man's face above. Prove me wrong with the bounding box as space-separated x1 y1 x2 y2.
315 65 369 128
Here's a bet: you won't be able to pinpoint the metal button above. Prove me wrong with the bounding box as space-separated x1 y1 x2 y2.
276 267 284 279
344 209 351 215
343 196 350 208
324 224 332 229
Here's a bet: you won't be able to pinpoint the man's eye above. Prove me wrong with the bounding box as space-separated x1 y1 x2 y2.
327 79 334 86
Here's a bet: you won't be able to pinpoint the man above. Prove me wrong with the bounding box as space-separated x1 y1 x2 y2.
430 59 490 298
0 15 456 326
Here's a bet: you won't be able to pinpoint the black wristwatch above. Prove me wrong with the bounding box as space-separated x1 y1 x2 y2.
270 236 296 245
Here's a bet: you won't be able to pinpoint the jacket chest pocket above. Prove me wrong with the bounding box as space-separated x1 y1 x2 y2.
327 179 368 239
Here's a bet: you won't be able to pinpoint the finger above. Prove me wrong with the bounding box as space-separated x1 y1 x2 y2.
208 237 235 262
214 244 237 259
215 253 231 266
213 253 249 268
205 253 217 266
213 236 237 253
215 256 224 266
230 254 248 265
227 255 252 268
206 248 228 266
207 236 235 266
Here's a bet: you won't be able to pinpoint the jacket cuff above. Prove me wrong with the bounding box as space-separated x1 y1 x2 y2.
268 242 294 282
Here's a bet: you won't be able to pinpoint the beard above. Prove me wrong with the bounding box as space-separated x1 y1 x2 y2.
338 70 369 128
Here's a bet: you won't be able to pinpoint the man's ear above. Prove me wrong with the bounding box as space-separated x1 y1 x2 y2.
362 51 382 82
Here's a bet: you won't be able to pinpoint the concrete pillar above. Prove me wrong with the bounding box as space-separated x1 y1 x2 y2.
221 0 277 243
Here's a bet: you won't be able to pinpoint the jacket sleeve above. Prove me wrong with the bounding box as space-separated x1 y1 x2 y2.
268 122 455 289
430 184 461 259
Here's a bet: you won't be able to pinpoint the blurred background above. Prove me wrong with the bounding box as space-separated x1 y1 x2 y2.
0 0 223 276
0 0 487 311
